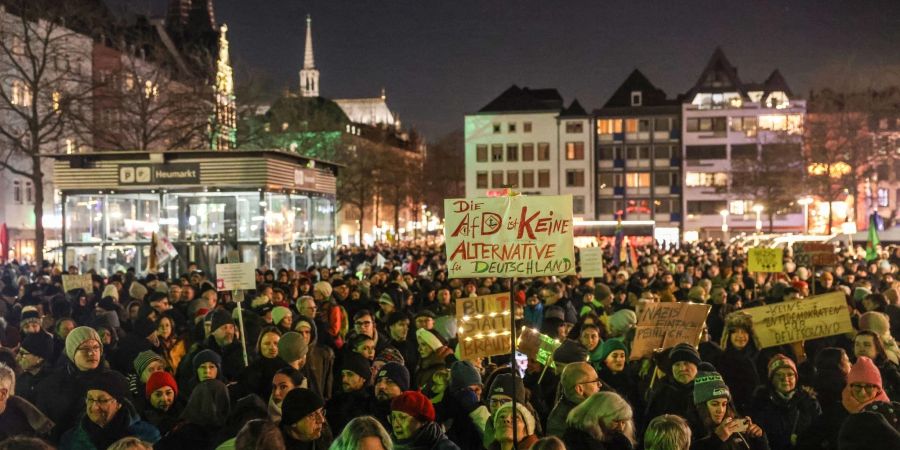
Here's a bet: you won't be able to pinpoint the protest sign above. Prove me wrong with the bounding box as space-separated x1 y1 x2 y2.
517 327 561 368
62 274 93 293
792 242 837 267
748 248 784 273
456 293 513 360
742 291 852 348
215 262 256 291
579 247 604 278
443 195 575 278
631 302 711 360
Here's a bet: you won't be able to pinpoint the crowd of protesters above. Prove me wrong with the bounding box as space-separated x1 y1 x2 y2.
0 239 899 450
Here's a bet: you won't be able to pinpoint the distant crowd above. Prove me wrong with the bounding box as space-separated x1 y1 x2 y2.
0 239 899 450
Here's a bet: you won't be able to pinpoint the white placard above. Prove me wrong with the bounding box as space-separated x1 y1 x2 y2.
580 247 604 278
215 262 256 291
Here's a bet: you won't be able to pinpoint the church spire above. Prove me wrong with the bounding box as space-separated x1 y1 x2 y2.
211 23 236 150
299 14 319 97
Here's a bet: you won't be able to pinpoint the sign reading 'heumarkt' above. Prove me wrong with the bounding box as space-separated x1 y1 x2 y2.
443 195 575 278
119 163 201 185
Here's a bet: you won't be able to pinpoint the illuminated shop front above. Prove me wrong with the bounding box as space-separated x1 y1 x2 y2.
49 150 338 276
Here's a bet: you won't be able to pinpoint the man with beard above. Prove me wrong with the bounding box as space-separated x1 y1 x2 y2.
372 362 409 431
325 353 374 432
280 388 333 450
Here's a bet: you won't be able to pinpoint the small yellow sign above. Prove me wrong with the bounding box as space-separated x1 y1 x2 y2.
748 248 784 273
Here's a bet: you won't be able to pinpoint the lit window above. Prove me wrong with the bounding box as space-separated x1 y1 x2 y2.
12 80 32 107
625 172 650 188
877 188 889 207
625 119 638 133
52 91 61 112
144 80 158 99
685 172 728 187
597 119 623 135
729 200 746 215
565 142 584 160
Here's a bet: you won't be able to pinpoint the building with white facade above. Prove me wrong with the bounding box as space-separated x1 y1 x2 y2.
595 70 683 238
681 48 806 239
465 85 594 218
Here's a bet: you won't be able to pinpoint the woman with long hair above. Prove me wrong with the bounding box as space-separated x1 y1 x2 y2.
691 371 767 450
329 416 393 450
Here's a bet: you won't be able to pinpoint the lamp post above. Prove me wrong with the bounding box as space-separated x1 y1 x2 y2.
797 196 813 234
720 209 729 240
752 204 764 233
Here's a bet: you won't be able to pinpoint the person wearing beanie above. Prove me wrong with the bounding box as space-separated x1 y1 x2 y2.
129 280 149 302
276 331 325 402
552 339 590 375
547 362 602 437
374 361 410 403
110 315 160 374
124 349 166 411
750 354 820 450
390 391 458 449
852 330 900 399
142 371 182 435
646 343 702 422
593 338 642 420
691 371 767 450
414 328 455 394
608 309 637 338
272 306 293 333
326 352 375 433
190 349 225 393
59 370 161 449
858 311 900 366
437 360 485 449
14 332 54 403
490 401 539 450
154 379 231 449
175 306 245 386
280 387 333 449
716 311 761 414
838 410 900 450
19 305 43 334
843 355 891 413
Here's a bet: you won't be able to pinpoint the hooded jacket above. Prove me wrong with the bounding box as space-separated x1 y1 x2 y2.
296 315 335 401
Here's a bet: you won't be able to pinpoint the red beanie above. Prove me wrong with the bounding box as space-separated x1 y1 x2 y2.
848 356 883 388
391 391 435 423
145 371 178 400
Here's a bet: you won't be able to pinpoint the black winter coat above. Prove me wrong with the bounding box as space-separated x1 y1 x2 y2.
716 346 760 413
561 428 634 450
750 387 820 450
645 377 695 421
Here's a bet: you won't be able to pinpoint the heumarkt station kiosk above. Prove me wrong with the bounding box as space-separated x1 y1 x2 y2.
49 150 339 276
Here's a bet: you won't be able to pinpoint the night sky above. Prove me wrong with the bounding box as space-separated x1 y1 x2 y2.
107 0 899 140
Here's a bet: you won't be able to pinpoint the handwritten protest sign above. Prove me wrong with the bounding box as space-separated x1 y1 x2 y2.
742 291 852 348
215 262 256 291
456 293 513 360
62 274 93 293
517 327 561 368
631 302 711 360
792 243 837 267
443 195 575 278
748 248 784 273
579 247 604 278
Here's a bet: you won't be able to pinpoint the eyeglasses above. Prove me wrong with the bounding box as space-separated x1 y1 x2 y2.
355 320 373 326
577 379 602 387
489 398 511 409
304 408 326 422
851 383 880 392
77 344 102 355
86 396 116 407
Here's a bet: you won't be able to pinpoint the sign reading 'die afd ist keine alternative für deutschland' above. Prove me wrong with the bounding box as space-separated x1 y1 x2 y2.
443 195 575 278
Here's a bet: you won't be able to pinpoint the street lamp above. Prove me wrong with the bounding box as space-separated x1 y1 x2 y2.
719 209 729 239
752 204 764 233
797 196 813 234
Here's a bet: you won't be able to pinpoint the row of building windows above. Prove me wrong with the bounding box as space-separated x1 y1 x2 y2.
475 169 589 189
598 171 680 189
598 145 678 160
598 198 682 215
475 142 585 162
492 120 586 134
596 117 678 135
685 114 803 134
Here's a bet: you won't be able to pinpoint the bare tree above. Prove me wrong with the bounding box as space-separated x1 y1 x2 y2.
336 138 379 243
729 141 805 231
0 2 96 263
422 128 464 218
77 37 212 151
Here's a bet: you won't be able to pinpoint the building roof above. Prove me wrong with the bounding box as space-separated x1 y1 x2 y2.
559 99 588 117
601 69 677 108
686 47 794 102
333 96 397 127
478 85 564 113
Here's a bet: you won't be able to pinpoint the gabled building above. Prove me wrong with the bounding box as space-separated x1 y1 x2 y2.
465 85 594 218
594 69 682 238
681 48 806 239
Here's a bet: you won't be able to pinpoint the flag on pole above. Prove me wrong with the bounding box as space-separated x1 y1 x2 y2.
613 219 624 266
866 214 880 261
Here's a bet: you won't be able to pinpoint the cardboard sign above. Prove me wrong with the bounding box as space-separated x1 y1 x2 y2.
631 302 711 360
443 195 575 278
748 248 784 273
517 327 561 368
456 293 513 360
792 243 837 267
742 291 853 348
215 262 256 291
579 247 604 278
62 274 93 293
